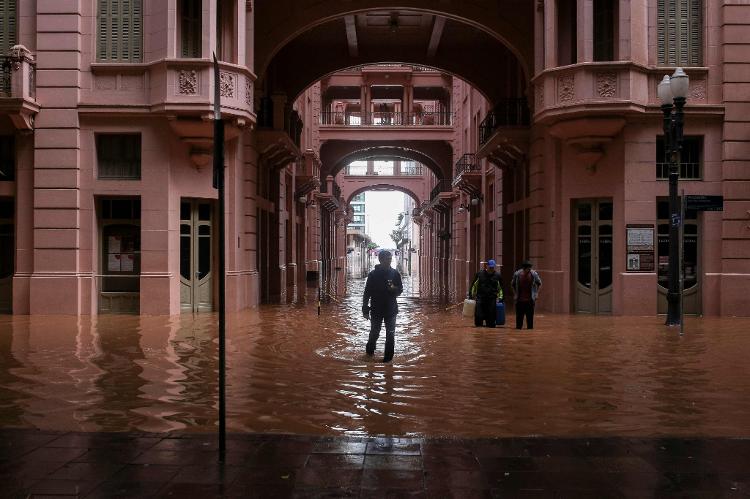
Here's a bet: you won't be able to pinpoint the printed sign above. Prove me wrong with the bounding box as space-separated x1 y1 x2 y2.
626 224 655 272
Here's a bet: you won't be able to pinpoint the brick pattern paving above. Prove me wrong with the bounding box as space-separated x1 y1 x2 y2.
0 430 748 497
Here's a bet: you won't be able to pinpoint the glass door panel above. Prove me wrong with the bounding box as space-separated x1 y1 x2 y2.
574 199 613 314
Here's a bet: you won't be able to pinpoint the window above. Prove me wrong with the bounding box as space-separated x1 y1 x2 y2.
97 0 143 62
347 161 368 175
351 204 364 213
594 0 616 61
352 193 365 202
351 215 365 224
0 0 16 55
656 135 702 179
181 0 202 58
657 198 698 290
217 0 236 63
557 0 577 66
658 0 702 66
97 134 142 179
0 136 14 181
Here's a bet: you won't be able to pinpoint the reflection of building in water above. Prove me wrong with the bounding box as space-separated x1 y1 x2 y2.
0 322 27 426
87 318 149 431
160 315 219 428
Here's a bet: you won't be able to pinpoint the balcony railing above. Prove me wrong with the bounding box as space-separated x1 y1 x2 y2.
429 179 453 202
320 111 453 126
656 162 701 180
345 164 424 176
479 98 530 145
1 53 36 99
258 97 304 149
454 153 478 177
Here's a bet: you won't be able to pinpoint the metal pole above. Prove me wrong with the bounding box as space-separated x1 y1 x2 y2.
212 54 227 462
663 99 681 326
679 189 685 335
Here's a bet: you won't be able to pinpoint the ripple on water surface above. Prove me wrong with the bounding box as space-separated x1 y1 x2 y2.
1 276 749 438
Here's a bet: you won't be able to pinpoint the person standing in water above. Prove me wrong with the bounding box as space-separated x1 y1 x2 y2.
362 250 403 362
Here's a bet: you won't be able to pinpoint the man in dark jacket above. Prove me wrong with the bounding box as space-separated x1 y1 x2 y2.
363 250 403 362
469 259 504 327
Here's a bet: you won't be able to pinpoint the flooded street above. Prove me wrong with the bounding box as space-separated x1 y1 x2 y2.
1 275 749 438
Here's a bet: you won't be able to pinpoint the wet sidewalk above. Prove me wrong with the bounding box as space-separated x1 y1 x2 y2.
2 429 749 498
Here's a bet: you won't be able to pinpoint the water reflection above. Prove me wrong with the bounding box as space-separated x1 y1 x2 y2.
1 278 750 438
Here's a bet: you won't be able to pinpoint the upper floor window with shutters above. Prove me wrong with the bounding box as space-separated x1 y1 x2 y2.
97 0 143 63
0 0 17 55
658 0 702 66
181 0 202 58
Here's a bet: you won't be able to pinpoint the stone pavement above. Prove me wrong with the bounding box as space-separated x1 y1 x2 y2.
1 429 748 498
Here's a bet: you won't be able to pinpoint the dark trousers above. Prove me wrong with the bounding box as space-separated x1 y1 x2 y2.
515 301 535 329
474 298 496 328
367 311 397 362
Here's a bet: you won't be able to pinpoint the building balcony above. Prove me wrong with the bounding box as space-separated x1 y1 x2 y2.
320 111 453 126
426 179 456 212
0 47 39 131
295 150 321 198
317 176 342 211
85 58 256 166
531 63 720 160
476 98 530 169
451 153 481 194
256 100 303 169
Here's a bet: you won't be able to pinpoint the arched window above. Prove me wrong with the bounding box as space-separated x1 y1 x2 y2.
658 0 702 66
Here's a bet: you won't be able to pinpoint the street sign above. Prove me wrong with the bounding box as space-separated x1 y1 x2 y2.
686 195 723 211
671 214 681 227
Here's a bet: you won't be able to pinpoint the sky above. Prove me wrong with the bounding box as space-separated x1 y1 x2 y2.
365 191 406 248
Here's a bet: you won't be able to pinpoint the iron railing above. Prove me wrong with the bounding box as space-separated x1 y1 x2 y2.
429 179 453 202
479 98 530 145
454 153 479 178
0 58 12 96
257 97 304 149
656 162 701 180
320 111 453 126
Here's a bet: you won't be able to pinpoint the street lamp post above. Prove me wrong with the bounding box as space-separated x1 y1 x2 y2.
657 68 689 326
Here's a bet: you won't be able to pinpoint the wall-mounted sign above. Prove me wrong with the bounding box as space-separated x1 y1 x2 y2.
686 195 723 211
626 224 655 272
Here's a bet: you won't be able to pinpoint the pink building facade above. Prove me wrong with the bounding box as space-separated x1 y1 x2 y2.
0 1 747 316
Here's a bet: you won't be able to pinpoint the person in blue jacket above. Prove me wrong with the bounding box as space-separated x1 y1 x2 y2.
469 259 504 327
362 250 403 362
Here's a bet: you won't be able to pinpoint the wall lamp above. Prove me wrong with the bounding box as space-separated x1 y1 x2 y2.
457 203 468 214
470 194 483 206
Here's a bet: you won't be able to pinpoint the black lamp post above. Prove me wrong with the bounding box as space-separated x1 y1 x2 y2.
657 68 689 326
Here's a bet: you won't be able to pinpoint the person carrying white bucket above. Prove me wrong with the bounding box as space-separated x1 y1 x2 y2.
468 259 504 328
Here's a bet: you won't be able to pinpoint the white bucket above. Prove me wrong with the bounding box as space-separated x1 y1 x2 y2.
462 299 476 317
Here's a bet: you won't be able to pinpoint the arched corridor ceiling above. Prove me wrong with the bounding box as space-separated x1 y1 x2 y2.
256 4 531 105
320 141 452 179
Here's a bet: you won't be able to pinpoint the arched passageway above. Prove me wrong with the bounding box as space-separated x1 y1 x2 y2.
255 1 533 104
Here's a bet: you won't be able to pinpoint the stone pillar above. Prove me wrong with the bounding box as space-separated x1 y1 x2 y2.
720 2 750 315
544 0 558 68
30 3 87 314
579 0 594 62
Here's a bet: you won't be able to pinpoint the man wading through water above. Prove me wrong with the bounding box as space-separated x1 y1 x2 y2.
362 250 403 362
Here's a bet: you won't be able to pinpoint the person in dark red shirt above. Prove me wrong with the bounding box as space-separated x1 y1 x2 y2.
511 260 543 330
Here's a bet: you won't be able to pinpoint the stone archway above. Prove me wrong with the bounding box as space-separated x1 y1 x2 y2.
320 140 452 180
255 3 531 106
343 182 423 208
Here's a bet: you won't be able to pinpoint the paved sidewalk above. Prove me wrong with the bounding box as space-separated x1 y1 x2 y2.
1 429 748 498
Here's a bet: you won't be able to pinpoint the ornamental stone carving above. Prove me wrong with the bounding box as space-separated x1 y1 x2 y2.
596 72 617 98
536 84 544 110
690 79 707 101
245 79 253 106
558 75 575 102
220 71 236 98
178 70 198 95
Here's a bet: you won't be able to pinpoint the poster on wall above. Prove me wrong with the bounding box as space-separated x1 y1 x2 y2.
108 253 121 272
626 224 655 272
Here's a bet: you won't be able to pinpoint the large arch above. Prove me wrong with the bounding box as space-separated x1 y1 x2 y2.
343 183 422 207
320 140 452 180
255 1 534 94
260 10 529 106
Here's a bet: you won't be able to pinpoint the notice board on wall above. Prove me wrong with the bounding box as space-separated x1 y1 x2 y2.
626 224 655 272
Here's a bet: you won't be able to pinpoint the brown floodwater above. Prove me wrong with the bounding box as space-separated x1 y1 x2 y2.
1 275 749 438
